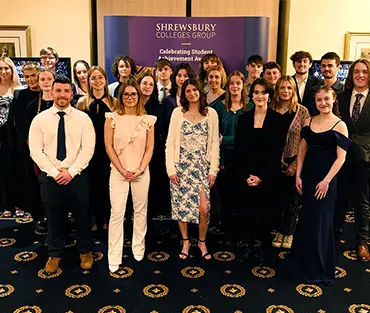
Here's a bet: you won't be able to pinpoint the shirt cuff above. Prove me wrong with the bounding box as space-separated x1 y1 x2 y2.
67 167 80 179
49 168 60 179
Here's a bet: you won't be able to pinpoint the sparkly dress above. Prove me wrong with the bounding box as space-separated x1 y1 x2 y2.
171 118 210 224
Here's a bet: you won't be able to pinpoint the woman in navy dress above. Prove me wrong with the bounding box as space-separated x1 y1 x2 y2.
289 85 351 285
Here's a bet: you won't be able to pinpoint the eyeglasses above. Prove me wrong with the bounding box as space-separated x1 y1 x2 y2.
122 92 138 99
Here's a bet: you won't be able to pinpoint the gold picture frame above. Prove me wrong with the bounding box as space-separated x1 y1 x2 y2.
344 32 370 61
0 25 32 58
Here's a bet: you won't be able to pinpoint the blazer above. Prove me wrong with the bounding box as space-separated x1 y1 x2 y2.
292 74 322 115
338 89 370 164
234 107 288 182
165 106 220 177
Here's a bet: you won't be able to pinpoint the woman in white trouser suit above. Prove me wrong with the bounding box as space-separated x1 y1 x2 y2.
104 79 156 273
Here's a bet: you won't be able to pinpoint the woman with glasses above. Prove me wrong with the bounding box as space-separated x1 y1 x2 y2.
105 79 156 272
77 66 115 231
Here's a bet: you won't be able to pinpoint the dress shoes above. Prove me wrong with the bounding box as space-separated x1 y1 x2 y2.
80 252 94 270
45 257 61 273
239 247 251 263
357 245 370 262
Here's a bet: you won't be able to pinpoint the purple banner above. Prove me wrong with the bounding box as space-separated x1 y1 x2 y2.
104 16 270 82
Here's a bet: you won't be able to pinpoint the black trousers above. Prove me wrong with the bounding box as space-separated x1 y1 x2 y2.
46 172 92 257
277 172 300 236
335 162 370 246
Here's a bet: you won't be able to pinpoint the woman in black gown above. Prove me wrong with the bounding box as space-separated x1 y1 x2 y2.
288 85 350 285
234 78 288 263
77 66 115 231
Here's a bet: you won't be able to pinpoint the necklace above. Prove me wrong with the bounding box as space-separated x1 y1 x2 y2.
188 110 200 119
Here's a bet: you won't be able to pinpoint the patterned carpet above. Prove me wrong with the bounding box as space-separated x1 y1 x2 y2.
0 212 370 313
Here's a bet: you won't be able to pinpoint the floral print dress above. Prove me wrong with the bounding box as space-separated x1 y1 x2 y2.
171 118 210 224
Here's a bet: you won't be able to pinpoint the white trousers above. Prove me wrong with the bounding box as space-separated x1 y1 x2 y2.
108 168 150 266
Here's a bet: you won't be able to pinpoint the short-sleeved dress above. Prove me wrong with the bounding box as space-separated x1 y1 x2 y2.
171 118 210 224
287 119 351 285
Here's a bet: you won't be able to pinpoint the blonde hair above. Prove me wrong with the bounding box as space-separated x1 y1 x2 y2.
206 64 227 89
77 66 115 111
0 57 21 88
224 71 247 112
115 79 146 116
271 75 299 113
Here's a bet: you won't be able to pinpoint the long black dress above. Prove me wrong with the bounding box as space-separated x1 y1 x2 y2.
288 119 351 285
84 96 112 229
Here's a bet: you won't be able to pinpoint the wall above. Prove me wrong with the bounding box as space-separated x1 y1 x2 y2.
1 0 92 65
286 0 370 74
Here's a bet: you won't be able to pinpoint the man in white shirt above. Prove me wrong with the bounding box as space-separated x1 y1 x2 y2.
29 76 96 273
155 58 173 104
291 50 322 115
337 59 370 262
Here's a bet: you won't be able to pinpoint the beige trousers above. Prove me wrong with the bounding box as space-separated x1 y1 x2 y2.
108 168 150 266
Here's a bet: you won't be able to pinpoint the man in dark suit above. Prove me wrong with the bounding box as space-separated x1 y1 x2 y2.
336 59 370 262
290 51 322 115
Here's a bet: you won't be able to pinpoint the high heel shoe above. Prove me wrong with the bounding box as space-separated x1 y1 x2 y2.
198 238 211 260
179 238 190 260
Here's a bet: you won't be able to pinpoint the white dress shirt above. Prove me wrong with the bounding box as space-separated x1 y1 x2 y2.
297 76 308 102
157 81 171 103
29 104 96 179
350 88 369 117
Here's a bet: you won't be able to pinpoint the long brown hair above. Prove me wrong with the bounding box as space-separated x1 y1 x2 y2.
180 79 207 116
344 58 370 91
314 85 340 117
116 79 146 116
224 71 247 111
77 66 114 111
271 75 299 112
197 53 224 87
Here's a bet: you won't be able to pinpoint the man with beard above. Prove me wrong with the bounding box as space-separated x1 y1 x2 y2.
7 62 41 217
291 50 322 115
29 76 95 273
320 52 345 94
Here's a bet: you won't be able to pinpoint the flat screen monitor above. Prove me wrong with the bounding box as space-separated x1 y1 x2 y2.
311 60 352 83
11 57 72 87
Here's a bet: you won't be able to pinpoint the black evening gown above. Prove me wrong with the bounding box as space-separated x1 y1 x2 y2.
288 120 351 285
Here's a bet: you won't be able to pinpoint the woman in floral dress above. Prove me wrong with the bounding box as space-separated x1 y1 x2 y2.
166 78 220 260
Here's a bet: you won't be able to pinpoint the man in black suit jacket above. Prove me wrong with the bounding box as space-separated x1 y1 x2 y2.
290 51 322 115
336 59 370 262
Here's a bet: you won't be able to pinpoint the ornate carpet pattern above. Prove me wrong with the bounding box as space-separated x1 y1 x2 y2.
0 213 369 313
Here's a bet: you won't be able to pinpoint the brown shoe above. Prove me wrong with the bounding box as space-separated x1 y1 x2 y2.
357 245 370 262
80 251 94 270
45 257 61 273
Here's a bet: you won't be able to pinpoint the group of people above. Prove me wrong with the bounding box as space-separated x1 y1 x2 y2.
0 46 369 286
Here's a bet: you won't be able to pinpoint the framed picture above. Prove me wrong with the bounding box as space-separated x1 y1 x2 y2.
344 32 370 61
0 25 32 58
311 60 353 83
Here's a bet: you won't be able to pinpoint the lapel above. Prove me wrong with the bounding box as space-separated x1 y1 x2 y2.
292 75 301 103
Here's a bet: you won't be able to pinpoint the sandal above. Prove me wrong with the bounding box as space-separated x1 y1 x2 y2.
179 238 190 260
15 209 25 217
3 211 13 218
198 238 212 260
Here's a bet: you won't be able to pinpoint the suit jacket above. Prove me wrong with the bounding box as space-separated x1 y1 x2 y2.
234 107 288 182
292 74 322 115
338 89 370 164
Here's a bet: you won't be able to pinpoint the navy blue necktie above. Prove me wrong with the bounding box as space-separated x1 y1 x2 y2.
57 111 66 161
